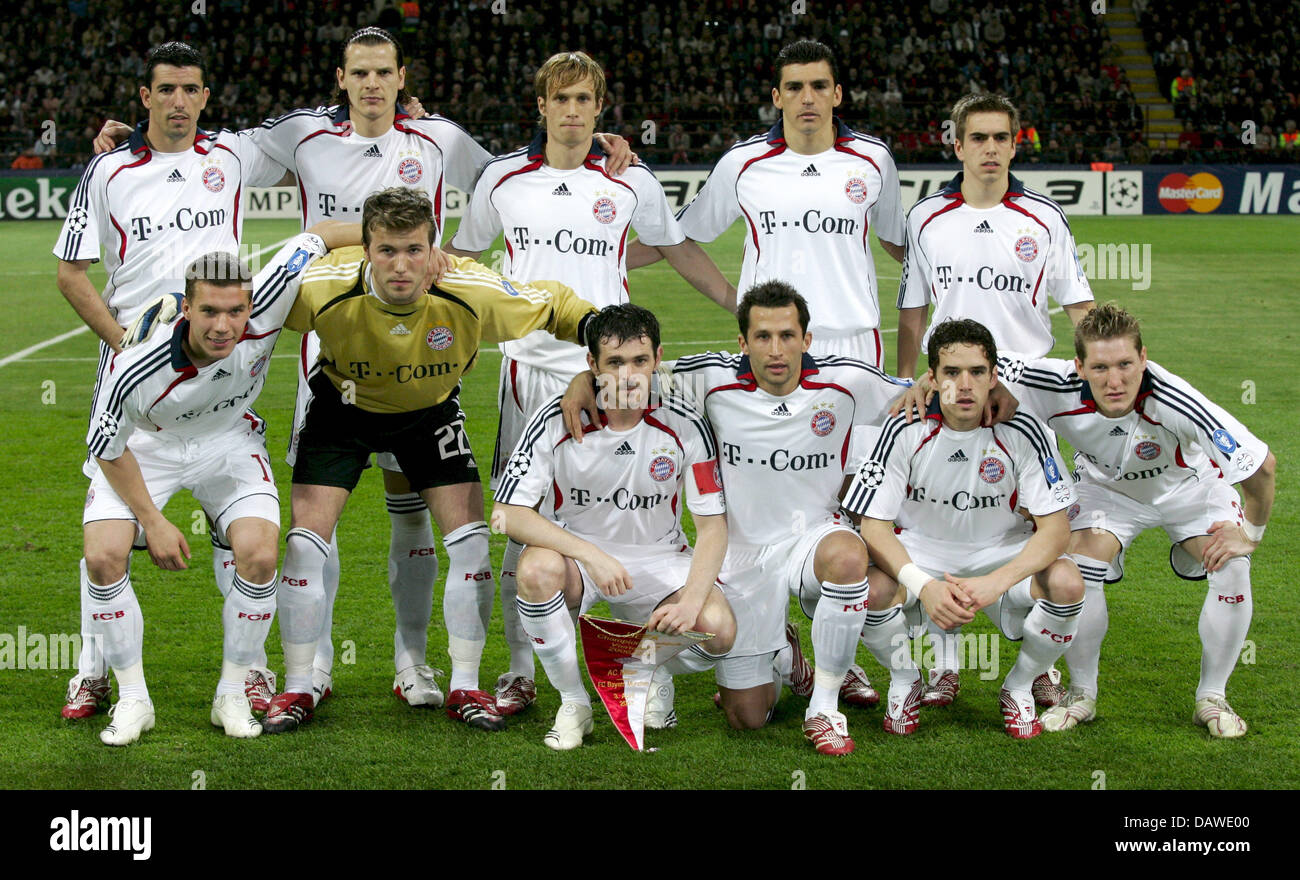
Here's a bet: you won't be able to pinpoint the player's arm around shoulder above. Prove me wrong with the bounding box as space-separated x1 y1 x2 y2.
438 257 597 345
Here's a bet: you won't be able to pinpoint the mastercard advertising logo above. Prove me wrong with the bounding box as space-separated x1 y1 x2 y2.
1157 172 1224 213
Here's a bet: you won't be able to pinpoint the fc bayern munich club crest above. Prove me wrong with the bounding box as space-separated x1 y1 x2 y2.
978 456 1006 483
1135 441 1161 460
426 326 454 351
202 166 225 192
397 157 423 184
249 354 269 378
1067 503 1080 521
844 177 868 204
592 197 617 224
810 409 836 436
1014 236 1038 262
649 455 675 481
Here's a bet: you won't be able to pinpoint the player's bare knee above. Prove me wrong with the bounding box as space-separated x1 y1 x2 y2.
515 548 566 601
84 549 128 586
233 542 278 584
867 567 903 610
724 702 769 731
1046 559 1085 605
700 609 737 654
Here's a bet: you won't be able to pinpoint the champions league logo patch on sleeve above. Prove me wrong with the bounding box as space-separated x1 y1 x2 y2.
978 456 1006 484
285 249 312 273
859 459 885 489
426 326 454 351
592 197 617 224
66 206 89 233
810 409 836 437
505 451 530 480
844 177 868 204
501 278 521 297
1135 441 1161 461
649 455 675 482
1212 428 1237 455
1014 236 1038 262
97 412 119 439
202 166 226 193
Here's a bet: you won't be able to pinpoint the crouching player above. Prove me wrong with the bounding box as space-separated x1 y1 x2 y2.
995 304 1275 737
846 319 1085 738
81 230 335 744
493 304 736 750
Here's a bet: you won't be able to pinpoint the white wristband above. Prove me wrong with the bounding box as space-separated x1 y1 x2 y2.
898 563 931 602
1242 520 1266 543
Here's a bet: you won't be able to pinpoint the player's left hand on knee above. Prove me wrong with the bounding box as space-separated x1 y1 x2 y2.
596 132 638 175
145 520 191 571
1202 521 1254 572
120 293 183 348
649 596 702 635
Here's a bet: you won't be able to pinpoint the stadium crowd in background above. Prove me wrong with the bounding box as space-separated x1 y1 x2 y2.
5 0 1296 170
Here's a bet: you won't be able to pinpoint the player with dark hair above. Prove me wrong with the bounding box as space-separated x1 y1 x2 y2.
494 303 735 749
846 318 1085 739
634 39 905 368
58 40 288 721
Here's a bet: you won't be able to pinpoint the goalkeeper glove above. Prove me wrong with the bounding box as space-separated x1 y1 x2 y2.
120 292 183 348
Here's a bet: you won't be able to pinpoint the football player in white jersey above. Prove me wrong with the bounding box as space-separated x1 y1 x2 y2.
565 284 919 755
57 42 287 722
447 51 735 718
845 319 1085 739
80 228 344 745
993 304 1275 737
494 304 735 749
633 39 906 368
896 93 1094 377
895 94 1093 707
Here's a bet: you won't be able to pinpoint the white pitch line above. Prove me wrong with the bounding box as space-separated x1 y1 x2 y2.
0 236 296 370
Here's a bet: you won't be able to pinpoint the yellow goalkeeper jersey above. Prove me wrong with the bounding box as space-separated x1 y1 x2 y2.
286 250 596 413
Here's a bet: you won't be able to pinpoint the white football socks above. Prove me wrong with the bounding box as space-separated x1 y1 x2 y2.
1199 556 1253 700
516 592 589 706
499 538 536 679
808 577 869 715
443 521 493 693
387 492 437 672
312 530 341 675
279 528 329 693
1005 597 1084 695
76 558 107 679
862 603 922 689
1066 554 1111 698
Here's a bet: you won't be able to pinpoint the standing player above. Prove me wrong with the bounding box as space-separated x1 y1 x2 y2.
895 94 1094 706
494 304 735 749
447 50 734 717
56 42 287 720
261 188 600 734
993 304 1275 737
565 284 918 755
846 319 1085 739
82 229 339 744
896 93 1094 377
634 39 906 367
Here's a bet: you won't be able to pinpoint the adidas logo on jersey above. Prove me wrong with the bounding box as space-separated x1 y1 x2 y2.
974 220 994 233
614 441 635 455
390 323 412 335
552 183 572 196
211 368 232 381
771 402 792 417
947 449 969 462
362 145 383 158
166 169 185 183
801 164 820 177
1109 426 1126 436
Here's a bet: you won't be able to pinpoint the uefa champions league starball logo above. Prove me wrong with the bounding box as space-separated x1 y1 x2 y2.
1109 177 1140 209
66 206 89 233
978 456 1005 484
97 412 119 438
859 459 885 489
202 166 225 192
505 451 530 480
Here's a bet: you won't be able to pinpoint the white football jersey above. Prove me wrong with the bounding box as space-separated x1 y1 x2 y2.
54 123 286 323
452 132 684 374
843 401 1075 545
997 354 1269 507
898 172 1093 357
87 233 325 460
671 351 909 546
246 105 489 238
495 394 724 547
677 118 905 339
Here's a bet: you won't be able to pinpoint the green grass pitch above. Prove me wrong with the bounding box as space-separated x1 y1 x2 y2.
0 214 1295 790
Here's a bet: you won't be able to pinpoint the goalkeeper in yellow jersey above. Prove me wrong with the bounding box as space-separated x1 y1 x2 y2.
263 186 599 734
